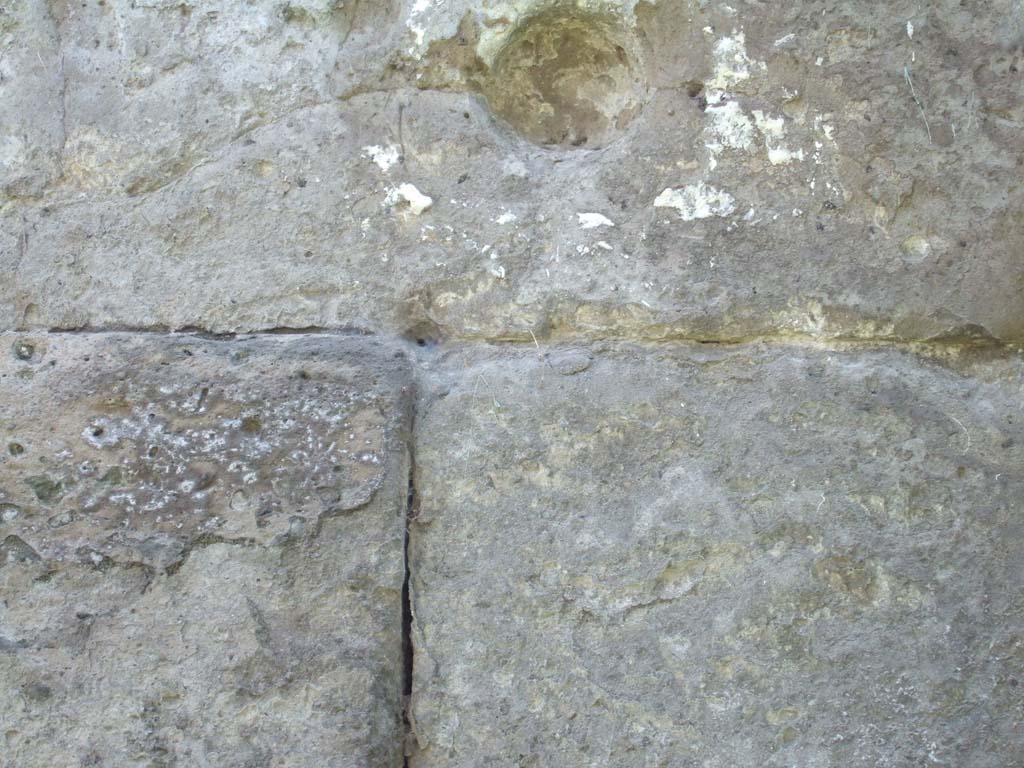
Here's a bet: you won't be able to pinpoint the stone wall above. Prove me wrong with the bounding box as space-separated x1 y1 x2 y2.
1 1 1022 766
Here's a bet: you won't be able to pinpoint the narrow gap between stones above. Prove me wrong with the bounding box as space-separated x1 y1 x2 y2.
400 399 418 768
32 325 1016 355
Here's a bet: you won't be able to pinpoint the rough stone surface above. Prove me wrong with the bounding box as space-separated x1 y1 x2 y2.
2 0 1022 764
2 0 1022 342
0 333 412 767
410 343 1023 767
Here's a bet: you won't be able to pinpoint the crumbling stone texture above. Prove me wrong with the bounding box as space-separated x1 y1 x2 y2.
0 334 412 767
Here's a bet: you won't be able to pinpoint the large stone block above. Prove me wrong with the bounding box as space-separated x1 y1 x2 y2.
0 333 412 767
1 0 1021 341
410 343 1023 766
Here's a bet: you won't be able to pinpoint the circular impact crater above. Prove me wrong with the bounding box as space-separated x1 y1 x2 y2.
483 6 647 149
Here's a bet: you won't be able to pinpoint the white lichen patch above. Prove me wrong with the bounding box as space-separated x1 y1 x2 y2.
385 183 433 215
752 110 785 139
362 144 401 172
406 0 432 51
752 110 805 165
700 96 757 169
767 147 804 164
708 31 763 90
578 212 616 229
654 183 736 221
82 417 143 449
813 114 837 144
495 212 518 225
705 98 755 169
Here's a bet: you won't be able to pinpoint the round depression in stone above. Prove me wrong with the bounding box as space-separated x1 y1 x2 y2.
484 7 647 149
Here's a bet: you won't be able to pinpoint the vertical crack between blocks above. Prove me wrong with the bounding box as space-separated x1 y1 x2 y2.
400 397 418 767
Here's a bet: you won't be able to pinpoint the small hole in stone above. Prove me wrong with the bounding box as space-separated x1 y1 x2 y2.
12 341 34 360
91 426 105 438
240 416 262 433
482 6 647 149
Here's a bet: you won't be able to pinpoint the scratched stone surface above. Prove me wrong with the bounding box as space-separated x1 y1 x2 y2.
0 333 412 767
1 0 1022 342
409 343 1024 767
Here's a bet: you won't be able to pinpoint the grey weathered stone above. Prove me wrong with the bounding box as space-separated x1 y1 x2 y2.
1 0 1022 763
0 1 63 199
409 343 1023 767
2 0 1021 341
0 333 412 767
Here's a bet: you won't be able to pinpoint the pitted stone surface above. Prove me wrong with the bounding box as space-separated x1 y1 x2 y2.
0 333 402 567
1 1 1021 341
0 333 411 767
409 343 1024 767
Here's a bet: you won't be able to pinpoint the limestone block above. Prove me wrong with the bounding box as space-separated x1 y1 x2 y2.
2 0 1022 341
0 333 412 767
410 343 1023 767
